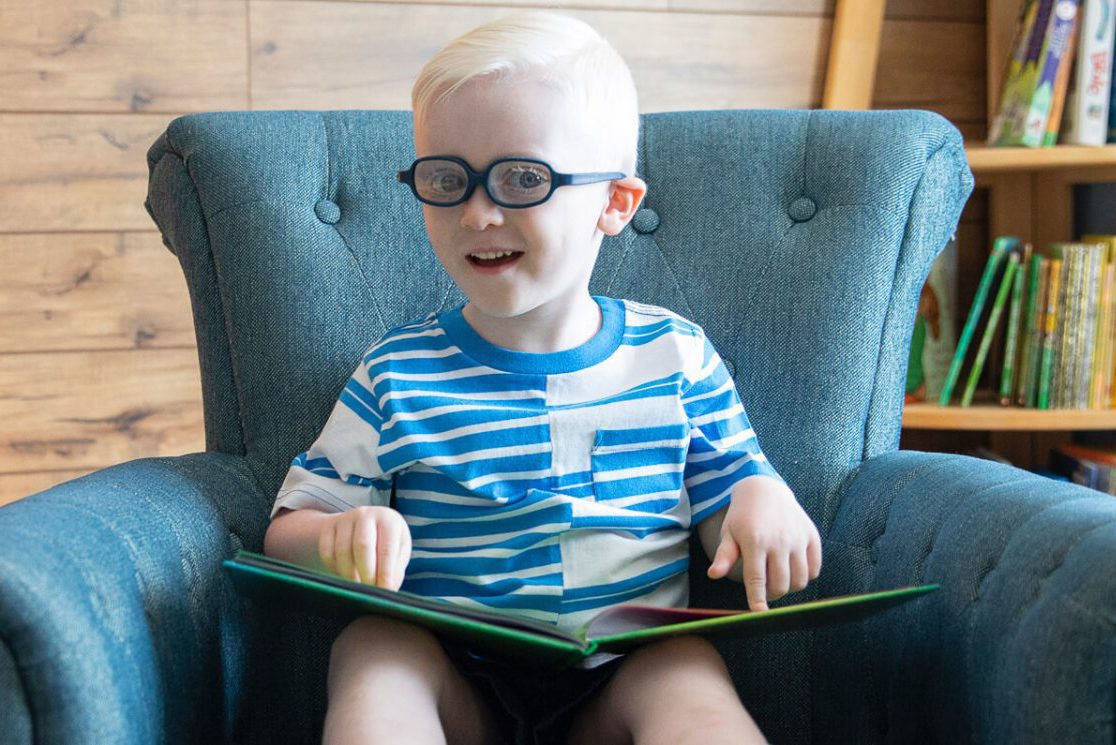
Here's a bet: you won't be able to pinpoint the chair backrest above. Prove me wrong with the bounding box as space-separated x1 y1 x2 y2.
146 108 971 540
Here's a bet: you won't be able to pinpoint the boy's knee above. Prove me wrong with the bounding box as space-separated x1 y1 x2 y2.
329 615 449 683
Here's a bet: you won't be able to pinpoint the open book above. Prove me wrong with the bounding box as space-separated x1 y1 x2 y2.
224 551 939 670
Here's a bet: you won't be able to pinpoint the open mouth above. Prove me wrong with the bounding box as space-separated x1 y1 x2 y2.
467 251 524 268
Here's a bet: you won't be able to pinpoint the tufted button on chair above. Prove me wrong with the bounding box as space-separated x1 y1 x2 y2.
2 109 1114 745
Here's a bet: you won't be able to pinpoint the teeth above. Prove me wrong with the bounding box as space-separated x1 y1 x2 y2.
471 250 516 260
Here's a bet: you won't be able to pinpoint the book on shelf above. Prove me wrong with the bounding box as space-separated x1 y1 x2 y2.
927 235 1116 410
907 234 959 403
1050 442 1116 493
1061 0 1116 145
961 251 1021 407
223 551 941 671
990 0 1082 147
939 237 1018 405
988 0 1116 147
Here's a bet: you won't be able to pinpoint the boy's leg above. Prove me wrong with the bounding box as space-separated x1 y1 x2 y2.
323 615 505 745
564 635 768 745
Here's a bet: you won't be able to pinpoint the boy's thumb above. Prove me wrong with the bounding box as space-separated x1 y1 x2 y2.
707 539 739 579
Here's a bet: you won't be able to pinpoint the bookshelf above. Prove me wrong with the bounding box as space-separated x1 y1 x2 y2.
824 0 1116 468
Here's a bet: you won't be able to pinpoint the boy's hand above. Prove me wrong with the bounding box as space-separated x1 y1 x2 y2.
319 506 412 591
705 475 822 612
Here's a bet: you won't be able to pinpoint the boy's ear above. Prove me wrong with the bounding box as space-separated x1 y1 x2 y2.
598 176 648 236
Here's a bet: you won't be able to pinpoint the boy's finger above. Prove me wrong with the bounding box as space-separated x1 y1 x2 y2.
706 536 740 579
375 525 396 589
318 519 336 573
334 518 354 581
742 546 769 612
807 528 823 578
352 518 377 586
788 546 809 592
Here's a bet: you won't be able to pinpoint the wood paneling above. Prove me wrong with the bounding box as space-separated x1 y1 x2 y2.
0 348 204 474
0 113 181 232
0 0 989 504
0 232 194 353
0 0 247 113
250 2 831 111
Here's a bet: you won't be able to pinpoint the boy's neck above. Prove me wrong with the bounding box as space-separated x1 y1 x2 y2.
461 295 603 354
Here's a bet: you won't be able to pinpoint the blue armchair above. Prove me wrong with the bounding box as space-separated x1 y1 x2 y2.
2 108 1113 745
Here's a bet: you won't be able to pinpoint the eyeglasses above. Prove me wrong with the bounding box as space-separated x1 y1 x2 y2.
397 156 626 209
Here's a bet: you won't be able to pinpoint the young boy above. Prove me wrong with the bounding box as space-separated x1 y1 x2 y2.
263 11 822 745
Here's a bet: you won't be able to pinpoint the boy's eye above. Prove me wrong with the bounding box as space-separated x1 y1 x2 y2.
428 170 466 194
501 165 550 192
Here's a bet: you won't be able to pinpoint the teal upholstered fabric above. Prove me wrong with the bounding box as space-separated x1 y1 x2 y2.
1 109 1113 744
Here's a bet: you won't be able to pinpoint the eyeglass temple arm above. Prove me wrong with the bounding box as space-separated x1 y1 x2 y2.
558 172 627 186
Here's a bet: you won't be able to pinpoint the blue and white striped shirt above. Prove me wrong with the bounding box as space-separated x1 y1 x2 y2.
272 295 782 630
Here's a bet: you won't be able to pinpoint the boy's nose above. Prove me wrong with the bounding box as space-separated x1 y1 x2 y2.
459 185 504 230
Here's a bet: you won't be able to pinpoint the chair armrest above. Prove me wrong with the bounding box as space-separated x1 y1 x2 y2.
0 453 268 745
817 449 1116 744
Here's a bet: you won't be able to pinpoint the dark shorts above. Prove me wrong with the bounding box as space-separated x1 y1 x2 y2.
439 640 627 745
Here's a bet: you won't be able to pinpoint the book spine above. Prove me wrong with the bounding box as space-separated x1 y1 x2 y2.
1026 257 1052 406
1084 235 1116 407
1000 243 1030 403
1016 252 1044 405
1038 257 1064 408
939 237 1016 405
962 252 1021 407
1078 244 1101 407
1062 0 1116 145
993 0 1057 145
1056 245 1083 408
1042 4 1082 145
1023 0 1082 147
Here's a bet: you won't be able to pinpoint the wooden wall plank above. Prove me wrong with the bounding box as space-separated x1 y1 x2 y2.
0 232 195 353
0 0 248 113
873 17 986 135
249 1 831 111
0 113 179 232
0 348 204 477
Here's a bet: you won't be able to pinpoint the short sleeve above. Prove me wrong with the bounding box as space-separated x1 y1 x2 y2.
682 333 783 525
270 356 392 518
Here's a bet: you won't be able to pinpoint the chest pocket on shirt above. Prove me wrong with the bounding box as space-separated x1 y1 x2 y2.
589 424 689 511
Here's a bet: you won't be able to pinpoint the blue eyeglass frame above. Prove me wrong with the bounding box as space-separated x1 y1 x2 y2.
396 155 626 208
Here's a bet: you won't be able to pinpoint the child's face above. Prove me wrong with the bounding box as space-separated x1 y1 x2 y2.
414 78 630 322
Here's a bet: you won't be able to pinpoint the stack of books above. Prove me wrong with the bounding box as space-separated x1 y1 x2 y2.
989 0 1116 147
1050 442 1116 492
936 234 1116 409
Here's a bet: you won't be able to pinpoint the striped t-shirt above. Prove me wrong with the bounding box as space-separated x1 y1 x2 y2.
272 295 782 631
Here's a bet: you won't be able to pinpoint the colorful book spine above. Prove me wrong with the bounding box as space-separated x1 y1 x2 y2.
1024 0 1082 147
1042 4 1083 145
1000 242 1032 404
1053 244 1081 408
1077 244 1103 407
991 0 1056 145
1083 235 1116 407
962 252 1021 407
1019 256 1051 407
1062 0 1116 145
1038 257 1064 409
939 237 1018 405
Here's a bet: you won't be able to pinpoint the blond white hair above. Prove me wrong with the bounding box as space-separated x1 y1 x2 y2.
411 11 640 175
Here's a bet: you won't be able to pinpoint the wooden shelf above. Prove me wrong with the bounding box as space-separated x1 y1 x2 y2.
903 401 1116 431
965 143 1116 174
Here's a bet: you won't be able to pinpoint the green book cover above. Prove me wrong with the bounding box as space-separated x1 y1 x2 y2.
939 237 1019 405
1018 255 1048 407
962 251 1021 407
1000 243 1031 404
223 551 940 671
1038 257 1065 409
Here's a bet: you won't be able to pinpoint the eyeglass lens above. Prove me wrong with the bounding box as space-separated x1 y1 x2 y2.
413 159 552 205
